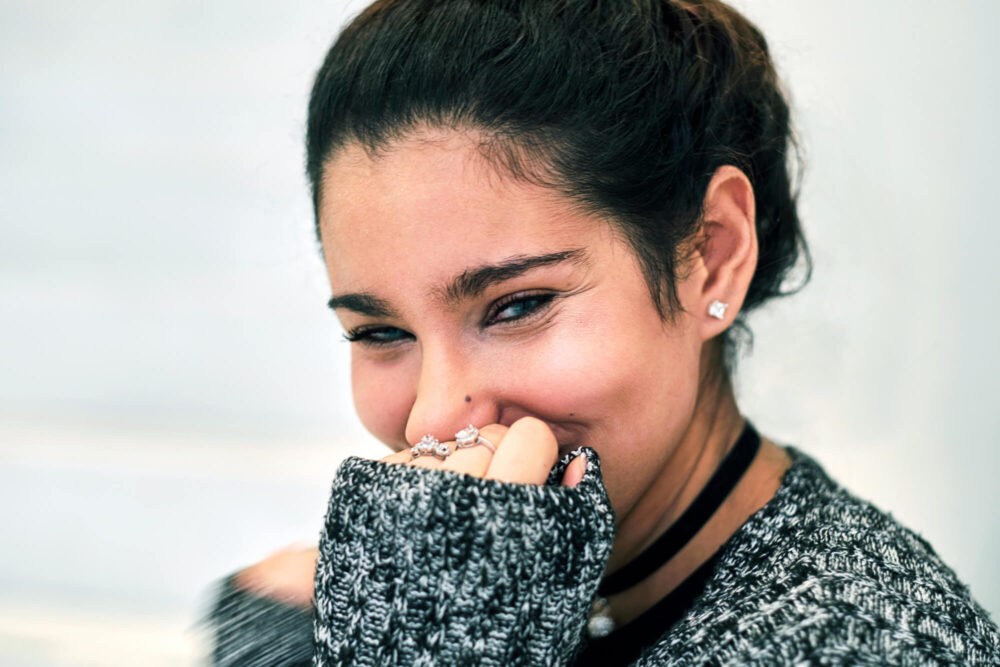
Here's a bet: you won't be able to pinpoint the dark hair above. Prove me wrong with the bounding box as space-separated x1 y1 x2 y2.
306 0 811 378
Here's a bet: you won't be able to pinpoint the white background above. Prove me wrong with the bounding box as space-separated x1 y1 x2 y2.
1 1 997 664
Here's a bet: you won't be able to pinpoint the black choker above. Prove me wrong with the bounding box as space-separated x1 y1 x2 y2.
598 419 761 598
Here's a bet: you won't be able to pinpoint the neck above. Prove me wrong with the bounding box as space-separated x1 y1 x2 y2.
603 363 791 626
608 369 742 573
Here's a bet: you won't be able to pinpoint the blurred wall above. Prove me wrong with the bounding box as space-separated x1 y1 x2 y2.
1 0 997 663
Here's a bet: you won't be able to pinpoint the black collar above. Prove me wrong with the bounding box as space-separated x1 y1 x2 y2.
598 419 761 597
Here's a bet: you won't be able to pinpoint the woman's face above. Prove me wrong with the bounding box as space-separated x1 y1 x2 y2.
318 131 707 514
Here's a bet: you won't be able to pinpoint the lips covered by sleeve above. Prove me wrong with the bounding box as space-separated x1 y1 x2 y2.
312 447 616 666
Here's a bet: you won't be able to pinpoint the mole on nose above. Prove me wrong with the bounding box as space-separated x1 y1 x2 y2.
465 395 471 402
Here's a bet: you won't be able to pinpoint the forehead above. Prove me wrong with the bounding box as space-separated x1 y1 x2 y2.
318 133 615 291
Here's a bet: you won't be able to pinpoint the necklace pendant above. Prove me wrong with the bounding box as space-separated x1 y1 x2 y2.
587 595 616 638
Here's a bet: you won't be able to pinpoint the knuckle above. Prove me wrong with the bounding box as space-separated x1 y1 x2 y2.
516 416 554 440
505 417 558 468
511 416 556 445
479 423 508 443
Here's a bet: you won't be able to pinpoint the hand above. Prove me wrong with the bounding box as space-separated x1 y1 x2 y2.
378 416 587 488
233 544 319 610
230 419 585 609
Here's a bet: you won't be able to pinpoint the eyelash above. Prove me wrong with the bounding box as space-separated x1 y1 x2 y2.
342 292 557 347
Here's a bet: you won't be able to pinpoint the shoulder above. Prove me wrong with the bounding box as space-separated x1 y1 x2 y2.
645 447 1000 666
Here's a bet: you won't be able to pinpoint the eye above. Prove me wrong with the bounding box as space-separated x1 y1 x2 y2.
343 326 412 347
486 292 557 326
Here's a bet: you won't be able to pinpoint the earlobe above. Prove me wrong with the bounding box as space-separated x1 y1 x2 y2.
694 166 758 339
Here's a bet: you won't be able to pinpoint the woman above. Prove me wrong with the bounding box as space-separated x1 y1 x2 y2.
206 0 1000 664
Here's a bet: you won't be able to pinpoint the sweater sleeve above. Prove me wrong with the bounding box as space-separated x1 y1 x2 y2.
203 573 315 667
312 447 616 666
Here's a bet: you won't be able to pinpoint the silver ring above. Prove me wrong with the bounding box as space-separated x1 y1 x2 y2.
454 424 496 454
410 434 451 460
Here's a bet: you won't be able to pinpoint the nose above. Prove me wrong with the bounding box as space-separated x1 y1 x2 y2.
403 343 498 447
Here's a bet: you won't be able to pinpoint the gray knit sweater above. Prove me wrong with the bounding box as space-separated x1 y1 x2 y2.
206 446 1000 665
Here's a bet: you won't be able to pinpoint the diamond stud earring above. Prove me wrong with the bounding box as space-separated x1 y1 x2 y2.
708 300 729 320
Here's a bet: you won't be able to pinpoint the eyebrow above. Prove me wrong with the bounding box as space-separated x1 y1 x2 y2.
327 248 589 316
326 292 398 318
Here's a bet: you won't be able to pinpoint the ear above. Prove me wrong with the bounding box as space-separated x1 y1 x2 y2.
685 165 758 341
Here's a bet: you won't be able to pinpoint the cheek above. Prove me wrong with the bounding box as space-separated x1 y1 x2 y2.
522 311 701 508
350 354 415 452
536 332 686 417
515 333 615 416
506 312 678 422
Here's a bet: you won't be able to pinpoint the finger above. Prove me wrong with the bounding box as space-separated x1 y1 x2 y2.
408 444 450 469
561 454 586 488
379 449 413 466
485 416 558 485
439 424 508 478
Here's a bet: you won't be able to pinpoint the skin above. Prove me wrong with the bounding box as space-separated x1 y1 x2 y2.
237 128 792 627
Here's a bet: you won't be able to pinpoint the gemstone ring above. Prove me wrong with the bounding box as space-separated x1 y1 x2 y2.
410 434 452 460
454 424 496 454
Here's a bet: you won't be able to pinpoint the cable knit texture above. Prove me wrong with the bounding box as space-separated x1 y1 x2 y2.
632 447 1000 666
205 445 1000 665
312 447 615 666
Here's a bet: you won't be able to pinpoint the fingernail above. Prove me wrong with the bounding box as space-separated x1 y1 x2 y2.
562 454 587 488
